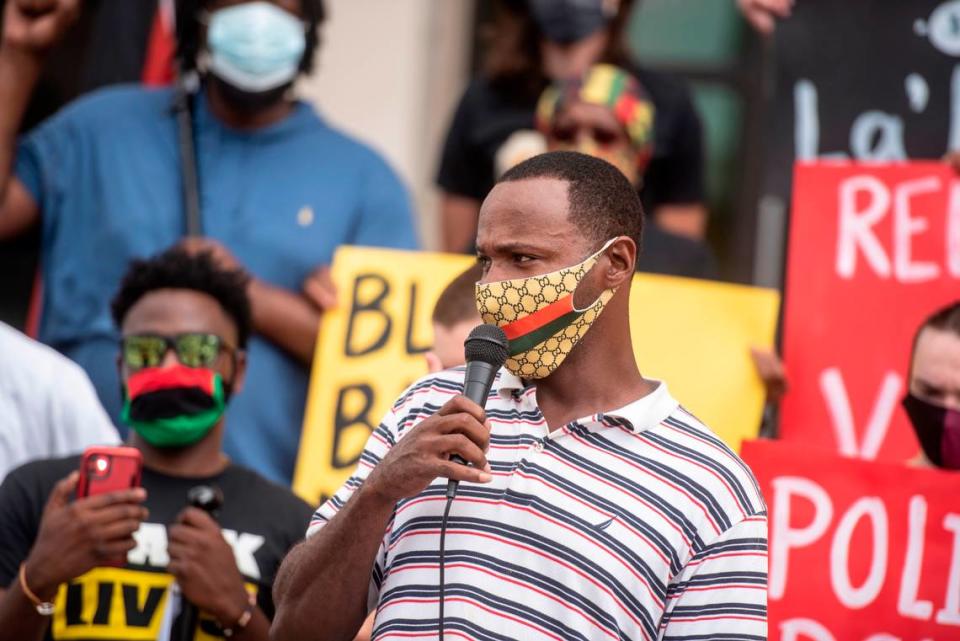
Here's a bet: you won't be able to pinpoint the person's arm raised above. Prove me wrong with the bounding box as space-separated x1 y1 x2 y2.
0 0 80 239
270 396 493 641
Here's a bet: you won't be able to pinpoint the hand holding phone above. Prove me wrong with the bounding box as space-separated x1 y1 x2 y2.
20 448 148 600
77 446 143 500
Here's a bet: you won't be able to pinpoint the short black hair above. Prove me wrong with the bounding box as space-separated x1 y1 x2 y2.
498 151 644 249
176 0 326 77
111 247 253 348
913 301 960 353
433 263 484 328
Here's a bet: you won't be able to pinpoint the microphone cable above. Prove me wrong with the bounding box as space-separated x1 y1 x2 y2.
437 493 455 640
437 324 508 640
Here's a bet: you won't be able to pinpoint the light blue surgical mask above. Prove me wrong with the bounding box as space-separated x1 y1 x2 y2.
206 2 307 93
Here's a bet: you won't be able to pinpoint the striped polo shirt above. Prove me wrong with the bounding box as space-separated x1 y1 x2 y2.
308 367 768 641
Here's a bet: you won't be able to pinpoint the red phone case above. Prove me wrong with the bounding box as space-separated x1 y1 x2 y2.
77 446 143 499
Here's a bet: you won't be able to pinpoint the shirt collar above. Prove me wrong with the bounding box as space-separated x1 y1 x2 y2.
496 369 525 397
598 380 679 434
494 368 679 434
193 86 317 139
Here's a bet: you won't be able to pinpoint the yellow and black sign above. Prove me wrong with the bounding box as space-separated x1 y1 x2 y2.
50 566 257 640
293 247 780 505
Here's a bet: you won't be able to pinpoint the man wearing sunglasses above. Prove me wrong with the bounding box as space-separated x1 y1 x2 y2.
0 248 313 641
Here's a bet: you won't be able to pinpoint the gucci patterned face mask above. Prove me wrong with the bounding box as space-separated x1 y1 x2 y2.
475 238 618 379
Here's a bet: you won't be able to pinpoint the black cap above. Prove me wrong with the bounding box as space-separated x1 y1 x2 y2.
528 0 617 44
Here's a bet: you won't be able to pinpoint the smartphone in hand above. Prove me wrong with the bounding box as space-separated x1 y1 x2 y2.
76 446 144 566
77 446 143 499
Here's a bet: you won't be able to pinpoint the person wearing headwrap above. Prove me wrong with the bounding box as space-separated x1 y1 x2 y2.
536 63 718 281
436 0 707 253
536 63 655 187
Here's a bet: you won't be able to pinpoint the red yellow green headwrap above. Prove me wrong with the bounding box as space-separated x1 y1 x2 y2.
536 63 656 172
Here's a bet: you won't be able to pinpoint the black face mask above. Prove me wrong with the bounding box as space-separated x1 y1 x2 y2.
210 74 293 115
902 393 960 469
528 0 613 44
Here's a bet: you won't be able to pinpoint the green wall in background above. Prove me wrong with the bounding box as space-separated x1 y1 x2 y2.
627 0 751 270
628 0 745 67
690 81 743 210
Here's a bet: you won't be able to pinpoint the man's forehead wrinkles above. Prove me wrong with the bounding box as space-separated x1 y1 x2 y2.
480 204 543 225
478 209 570 235
477 229 569 254
486 240 550 254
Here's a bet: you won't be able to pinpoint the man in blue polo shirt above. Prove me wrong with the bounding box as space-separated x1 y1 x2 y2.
0 0 418 484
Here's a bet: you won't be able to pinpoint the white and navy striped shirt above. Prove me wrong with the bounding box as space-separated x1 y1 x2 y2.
308 368 767 641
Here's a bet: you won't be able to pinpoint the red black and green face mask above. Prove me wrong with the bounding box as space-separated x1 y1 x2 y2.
121 365 228 448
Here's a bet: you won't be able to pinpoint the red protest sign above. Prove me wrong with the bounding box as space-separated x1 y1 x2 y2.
742 439 960 641
780 162 960 461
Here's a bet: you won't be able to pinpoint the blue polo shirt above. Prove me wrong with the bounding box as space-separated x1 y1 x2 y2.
15 85 418 485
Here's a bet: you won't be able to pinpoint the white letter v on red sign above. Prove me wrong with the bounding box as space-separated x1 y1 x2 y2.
819 367 903 459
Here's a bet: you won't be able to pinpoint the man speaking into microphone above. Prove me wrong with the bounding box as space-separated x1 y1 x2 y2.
272 152 767 641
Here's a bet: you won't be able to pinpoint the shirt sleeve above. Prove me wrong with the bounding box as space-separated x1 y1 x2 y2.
350 155 420 251
14 133 50 211
14 97 90 230
659 514 768 640
0 468 43 588
642 88 705 211
436 87 490 202
306 404 400 610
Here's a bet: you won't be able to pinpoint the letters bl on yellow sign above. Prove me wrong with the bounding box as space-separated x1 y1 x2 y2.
293 247 780 504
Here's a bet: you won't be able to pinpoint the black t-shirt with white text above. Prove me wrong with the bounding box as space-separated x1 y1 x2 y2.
0 455 314 640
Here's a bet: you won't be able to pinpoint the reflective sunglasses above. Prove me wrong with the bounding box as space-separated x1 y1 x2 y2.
550 122 623 147
121 333 233 370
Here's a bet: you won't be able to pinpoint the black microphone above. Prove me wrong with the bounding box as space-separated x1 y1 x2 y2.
446 325 509 499
187 485 224 514
175 485 224 641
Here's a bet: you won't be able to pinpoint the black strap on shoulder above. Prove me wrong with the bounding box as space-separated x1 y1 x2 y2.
173 72 203 237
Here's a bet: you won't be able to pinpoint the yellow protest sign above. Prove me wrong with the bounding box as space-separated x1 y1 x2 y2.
630 274 780 451
293 246 780 504
294 248 474 503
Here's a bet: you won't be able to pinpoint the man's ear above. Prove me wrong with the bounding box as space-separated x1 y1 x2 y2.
230 350 248 396
602 236 636 288
424 351 444 374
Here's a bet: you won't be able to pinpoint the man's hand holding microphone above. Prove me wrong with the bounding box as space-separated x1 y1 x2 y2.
362 395 493 505
362 324 509 504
